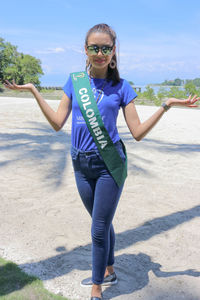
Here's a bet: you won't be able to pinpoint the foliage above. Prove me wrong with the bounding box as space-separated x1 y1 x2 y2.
162 78 184 86
153 97 162 106
142 85 156 101
184 82 199 96
136 86 164 106
0 37 43 87
185 78 200 87
134 84 200 106
161 77 200 88
157 87 168 101
0 38 18 81
0 83 4 92
167 86 187 99
136 91 143 99
174 78 183 86
192 78 200 87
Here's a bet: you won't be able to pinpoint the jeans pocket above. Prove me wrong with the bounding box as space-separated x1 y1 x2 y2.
71 147 79 160
115 141 126 162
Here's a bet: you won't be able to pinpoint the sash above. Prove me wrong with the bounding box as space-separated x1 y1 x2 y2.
71 71 127 187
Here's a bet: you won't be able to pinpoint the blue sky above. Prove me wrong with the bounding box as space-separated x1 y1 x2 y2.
1 0 200 86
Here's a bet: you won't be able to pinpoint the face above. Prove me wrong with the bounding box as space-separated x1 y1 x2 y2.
85 32 116 70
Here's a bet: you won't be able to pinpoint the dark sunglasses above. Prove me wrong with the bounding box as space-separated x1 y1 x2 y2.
87 44 114 56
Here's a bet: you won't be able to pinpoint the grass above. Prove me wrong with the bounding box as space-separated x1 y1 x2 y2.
0 86 63 100
0 86 154 106
0 257 70 300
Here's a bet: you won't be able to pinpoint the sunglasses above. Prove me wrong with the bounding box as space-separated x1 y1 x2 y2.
87 44 114 56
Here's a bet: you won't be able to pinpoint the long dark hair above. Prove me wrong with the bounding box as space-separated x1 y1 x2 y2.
85 23 120 86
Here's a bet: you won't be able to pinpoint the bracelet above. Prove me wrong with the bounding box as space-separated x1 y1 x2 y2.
161 102 171 112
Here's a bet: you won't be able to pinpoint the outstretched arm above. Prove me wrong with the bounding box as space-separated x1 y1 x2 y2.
123 95 199 141
4 81 72 131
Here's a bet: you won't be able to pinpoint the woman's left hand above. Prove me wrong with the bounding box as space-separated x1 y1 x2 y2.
166 95 200 108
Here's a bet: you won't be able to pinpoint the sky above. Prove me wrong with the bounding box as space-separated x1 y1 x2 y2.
1 0 200 86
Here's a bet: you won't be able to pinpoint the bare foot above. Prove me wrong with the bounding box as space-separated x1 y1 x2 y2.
104 265 114 277
91 284 102 298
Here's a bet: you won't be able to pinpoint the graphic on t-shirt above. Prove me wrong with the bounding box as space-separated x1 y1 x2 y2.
92 87 104 104
76 115 85 124
76 115 105 125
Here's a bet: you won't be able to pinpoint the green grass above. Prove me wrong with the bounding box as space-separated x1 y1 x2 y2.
0 257 70 300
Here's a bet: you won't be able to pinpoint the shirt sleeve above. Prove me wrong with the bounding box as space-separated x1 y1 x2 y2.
63 75 73 100
120 79 137 107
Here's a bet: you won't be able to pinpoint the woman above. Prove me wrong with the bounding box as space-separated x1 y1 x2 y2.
4 23 199 300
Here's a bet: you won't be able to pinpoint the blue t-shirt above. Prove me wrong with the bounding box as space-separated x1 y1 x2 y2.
63 75 137 150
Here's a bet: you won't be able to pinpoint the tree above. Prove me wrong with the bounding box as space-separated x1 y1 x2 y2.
143 85 155 101
193 78 200 87
0 38 18 82
174 78 183 86
184 82 198 96
162 79 174 86
162 78 184 86
0 37 43 87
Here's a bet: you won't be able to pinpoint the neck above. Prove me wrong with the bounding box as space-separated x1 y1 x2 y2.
89 67 108 79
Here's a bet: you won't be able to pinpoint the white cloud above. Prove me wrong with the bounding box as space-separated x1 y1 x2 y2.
117 32 200 79
65 45 84 54
35 45 84 55
36 47 65 54
53 47 65 53
120 58 188 72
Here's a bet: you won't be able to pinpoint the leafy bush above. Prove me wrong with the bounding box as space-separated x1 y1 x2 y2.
153 97 162 106
167 87 187 99
157 87 168 101
184 82 198 96
142 85 156 101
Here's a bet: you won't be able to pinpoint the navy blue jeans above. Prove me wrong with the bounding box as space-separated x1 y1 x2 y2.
71 141 125 284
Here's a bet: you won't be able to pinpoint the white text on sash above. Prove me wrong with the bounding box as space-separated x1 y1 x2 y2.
79 88 108 149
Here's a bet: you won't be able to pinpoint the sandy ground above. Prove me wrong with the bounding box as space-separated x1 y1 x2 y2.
0 96 200 300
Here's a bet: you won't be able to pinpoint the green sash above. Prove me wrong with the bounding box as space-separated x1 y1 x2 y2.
71 71 127 187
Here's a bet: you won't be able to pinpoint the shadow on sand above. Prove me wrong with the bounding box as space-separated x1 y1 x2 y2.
1 121 200 298
0 121 71 188
11 205 200 299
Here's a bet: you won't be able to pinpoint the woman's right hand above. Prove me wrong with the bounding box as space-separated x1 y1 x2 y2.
4 80 34 92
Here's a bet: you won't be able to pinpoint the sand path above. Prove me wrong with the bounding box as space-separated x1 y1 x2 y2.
0 97 200 299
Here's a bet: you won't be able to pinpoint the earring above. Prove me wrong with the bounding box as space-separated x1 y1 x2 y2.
109 58 116 69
